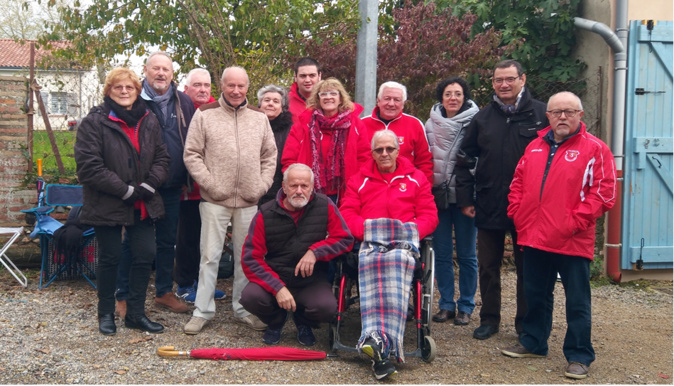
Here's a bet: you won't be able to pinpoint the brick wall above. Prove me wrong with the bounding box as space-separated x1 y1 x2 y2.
0 75 42 267
0 75 37 223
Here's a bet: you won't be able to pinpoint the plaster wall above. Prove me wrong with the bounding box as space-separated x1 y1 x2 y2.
628 0 673 21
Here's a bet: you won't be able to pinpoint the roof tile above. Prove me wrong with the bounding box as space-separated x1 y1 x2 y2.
0 39 71 68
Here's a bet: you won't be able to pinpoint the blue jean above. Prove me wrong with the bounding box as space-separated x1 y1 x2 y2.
433 204 478 314
116 188 182 300
519 247 595 366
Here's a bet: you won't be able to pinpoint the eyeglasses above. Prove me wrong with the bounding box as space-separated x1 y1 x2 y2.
112 85 136 92
318 91 339 98
372 146 398 155
492 76 521 85
547 109 582 118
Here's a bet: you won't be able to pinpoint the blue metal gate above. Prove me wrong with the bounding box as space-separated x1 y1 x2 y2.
622 20 673 270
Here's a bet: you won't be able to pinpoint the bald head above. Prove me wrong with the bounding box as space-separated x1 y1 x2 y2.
221 66 249 107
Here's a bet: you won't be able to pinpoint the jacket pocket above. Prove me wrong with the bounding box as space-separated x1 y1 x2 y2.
518 125 539 138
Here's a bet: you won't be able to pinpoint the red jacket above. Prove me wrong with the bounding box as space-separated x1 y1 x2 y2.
288 83 307 125
361 107 433 184
508 122 616 259
339 156 438 241
281 104 371 200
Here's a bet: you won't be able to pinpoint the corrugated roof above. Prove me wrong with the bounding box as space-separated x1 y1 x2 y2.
0 39 71 68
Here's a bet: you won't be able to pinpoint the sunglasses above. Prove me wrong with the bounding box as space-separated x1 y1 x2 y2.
372 146 398 155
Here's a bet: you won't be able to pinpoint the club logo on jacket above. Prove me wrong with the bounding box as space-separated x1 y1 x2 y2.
399 183 407 192
397 136 405 145
565 150 580 162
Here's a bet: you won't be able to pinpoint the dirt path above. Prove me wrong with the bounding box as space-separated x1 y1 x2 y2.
0 269 671 384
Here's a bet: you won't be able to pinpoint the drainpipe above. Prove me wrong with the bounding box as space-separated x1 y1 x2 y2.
573 0 628 282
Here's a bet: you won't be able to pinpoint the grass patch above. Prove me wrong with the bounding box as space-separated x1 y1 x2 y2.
32 130 78 181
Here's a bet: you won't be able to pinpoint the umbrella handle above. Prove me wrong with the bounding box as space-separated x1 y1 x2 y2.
157 346 191 357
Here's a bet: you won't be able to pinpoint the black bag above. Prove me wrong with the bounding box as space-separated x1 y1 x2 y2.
432 182 451 210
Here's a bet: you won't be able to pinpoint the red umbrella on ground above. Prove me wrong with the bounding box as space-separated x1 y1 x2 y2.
157 346 327 361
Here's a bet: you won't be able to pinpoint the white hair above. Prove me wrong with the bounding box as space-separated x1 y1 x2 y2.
257 84 289 110
186 68 211 85
371 129 400 151
377 81 407 102
283 163 315 185
547 91 583 111
221 66 250 86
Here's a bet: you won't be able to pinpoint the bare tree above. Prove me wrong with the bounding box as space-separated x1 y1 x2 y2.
0 0 63 40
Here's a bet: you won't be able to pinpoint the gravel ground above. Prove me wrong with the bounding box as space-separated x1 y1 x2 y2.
0 268 671 384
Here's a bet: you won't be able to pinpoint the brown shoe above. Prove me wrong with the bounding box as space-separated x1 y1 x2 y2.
115 300 127 320
155 293 189 313
565 362 589 379
501 344 546 358
432 309 455 323
454 311 471 325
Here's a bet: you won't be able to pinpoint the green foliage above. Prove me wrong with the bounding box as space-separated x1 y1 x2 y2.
302 2 513 119
42 0 360 97
446 0 586 99
590 254 605 281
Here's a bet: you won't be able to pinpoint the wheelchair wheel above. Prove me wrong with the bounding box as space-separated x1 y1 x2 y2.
421 240 435 327
421 335 437 363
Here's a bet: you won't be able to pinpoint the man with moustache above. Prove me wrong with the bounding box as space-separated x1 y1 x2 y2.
115 51 195 317
240 163 354 346
183 66 277 334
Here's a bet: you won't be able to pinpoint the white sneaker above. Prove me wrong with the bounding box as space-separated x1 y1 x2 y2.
184 316 209 335
236 314 267 331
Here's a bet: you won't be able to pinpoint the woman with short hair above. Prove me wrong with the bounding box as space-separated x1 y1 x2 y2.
257 85 293 205
75 67 170 336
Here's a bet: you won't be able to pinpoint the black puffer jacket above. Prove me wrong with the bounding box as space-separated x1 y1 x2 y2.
74 102 170 226
259 110 293 205
455 88 548 230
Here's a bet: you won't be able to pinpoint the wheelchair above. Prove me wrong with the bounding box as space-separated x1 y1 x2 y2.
328 237 437 362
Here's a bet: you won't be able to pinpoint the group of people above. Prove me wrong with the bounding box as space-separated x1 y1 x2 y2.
73 54 616 381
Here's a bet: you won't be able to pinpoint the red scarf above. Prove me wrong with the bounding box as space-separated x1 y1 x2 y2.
308 109 352 193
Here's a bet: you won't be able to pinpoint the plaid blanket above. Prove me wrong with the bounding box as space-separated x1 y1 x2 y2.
357 218 420 362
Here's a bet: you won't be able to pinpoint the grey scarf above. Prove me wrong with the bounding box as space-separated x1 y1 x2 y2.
141 80 174 121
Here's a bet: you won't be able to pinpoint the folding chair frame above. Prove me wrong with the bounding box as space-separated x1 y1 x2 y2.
0 227 28 287
21 184 97 290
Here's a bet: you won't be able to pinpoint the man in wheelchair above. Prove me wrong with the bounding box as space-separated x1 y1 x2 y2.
340 129 438 380
240 164 354 347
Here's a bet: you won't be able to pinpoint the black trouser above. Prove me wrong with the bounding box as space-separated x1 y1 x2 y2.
174 199 201 288
240 281 337 328
476 228 527 331
94 210 155 317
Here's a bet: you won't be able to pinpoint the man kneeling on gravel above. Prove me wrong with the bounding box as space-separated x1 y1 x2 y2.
240 163 354 346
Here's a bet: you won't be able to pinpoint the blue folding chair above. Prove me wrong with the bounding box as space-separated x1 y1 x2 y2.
22 184 97 289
